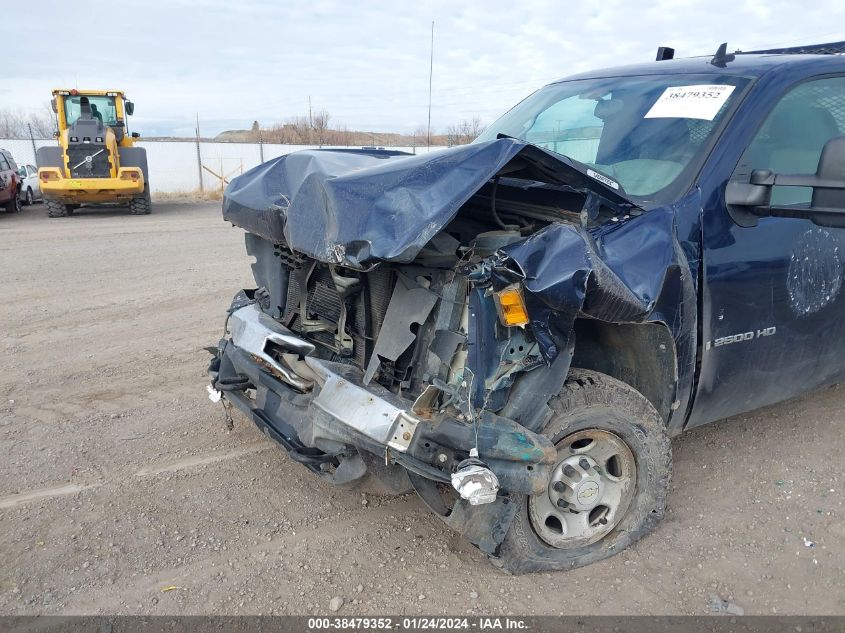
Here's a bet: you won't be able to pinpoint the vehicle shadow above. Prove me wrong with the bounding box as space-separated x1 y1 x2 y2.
23 198 220 220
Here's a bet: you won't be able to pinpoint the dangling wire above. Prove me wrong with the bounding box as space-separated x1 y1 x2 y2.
462 341 519 458
462 366 480 458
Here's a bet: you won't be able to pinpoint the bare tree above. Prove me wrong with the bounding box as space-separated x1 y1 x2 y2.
0 109 25 138
334 123 352 147
0 105 56 139
288 115 311 144
30 104 57 138
466 116 484 139
312 109 331 146
266 116 311 144
238 110 453 147
445 117 485 146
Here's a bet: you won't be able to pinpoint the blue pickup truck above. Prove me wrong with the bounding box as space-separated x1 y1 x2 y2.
210 42 845 573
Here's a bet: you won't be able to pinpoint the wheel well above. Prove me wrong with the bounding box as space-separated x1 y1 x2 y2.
571 319 677 422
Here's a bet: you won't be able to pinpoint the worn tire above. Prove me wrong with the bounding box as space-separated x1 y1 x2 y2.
5 192 21 213
129 186 152 215
46 198 68 217
492 369 671 574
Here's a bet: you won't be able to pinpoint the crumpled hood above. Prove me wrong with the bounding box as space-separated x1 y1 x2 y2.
222 138 635 268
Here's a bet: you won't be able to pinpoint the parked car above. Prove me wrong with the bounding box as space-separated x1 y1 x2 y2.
209 41 845 574
17 163 42 205
0 149 21 213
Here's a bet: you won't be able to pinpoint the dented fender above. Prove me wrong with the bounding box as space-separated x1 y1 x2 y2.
480 193 700 426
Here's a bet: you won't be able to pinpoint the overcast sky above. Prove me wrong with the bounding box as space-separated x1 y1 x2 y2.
6 0 845 137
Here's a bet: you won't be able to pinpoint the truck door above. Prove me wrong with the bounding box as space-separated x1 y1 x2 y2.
690 75 845 427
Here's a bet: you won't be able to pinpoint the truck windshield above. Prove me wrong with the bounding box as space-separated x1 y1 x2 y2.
63 95 118 127
476 74 751 203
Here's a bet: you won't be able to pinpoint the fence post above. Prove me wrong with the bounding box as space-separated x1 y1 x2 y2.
259 131 265 163
195 114 204 193
27 124 37 164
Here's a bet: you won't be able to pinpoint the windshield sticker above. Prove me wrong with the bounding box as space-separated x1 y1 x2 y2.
644 84 736 120
586 168 619 190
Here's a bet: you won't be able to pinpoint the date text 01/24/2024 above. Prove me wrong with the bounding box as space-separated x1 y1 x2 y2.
306 617 529 630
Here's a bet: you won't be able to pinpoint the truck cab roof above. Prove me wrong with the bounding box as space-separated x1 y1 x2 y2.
555 52 845 84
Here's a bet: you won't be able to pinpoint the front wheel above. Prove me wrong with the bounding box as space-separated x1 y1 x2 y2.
24 188 33 206
46 198 69 217
493 369 672 574
129 185 152 215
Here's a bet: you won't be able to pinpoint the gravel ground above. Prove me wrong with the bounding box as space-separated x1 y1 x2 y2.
0 200 843 616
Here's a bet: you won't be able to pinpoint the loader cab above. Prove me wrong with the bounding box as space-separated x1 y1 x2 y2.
51 89 134 146
63 95 117 127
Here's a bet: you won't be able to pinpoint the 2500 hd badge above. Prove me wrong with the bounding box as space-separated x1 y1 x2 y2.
707 326 777 350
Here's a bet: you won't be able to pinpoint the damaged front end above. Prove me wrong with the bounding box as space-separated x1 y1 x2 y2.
209 251 559 553
209 138 692 555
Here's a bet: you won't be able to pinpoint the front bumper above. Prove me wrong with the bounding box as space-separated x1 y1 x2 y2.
209 298 559 554
210 300 556 495
39 167 145 202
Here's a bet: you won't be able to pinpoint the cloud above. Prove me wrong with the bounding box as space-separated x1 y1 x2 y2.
7 0 845 136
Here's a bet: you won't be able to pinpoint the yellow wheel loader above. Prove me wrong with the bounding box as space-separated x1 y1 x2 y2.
37 89 151 217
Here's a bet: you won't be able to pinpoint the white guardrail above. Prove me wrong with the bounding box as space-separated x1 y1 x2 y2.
0 138 440 194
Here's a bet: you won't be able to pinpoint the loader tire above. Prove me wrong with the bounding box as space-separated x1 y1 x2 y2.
46 199 68 218
491 369 672 574
129 186 152 215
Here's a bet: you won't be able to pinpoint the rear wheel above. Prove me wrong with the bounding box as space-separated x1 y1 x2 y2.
129 185 152 215
5 192 21 213
46 198 69 217
492 369 672 574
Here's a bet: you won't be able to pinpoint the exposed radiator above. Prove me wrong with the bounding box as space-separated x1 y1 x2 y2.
280 258 394 369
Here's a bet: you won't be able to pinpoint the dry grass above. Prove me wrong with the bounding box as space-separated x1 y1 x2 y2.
153 188 224 202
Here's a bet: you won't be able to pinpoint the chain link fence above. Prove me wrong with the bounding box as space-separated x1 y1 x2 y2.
0 138 437 194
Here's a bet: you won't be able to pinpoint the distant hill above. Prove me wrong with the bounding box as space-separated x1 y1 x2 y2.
215 129 253 142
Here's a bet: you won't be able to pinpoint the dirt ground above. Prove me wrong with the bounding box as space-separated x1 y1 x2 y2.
0 200 843 616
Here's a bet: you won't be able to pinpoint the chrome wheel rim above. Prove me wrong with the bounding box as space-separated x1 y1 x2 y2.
529 428 636 548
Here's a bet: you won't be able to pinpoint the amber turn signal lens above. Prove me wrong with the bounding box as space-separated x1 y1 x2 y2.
494 286 529 327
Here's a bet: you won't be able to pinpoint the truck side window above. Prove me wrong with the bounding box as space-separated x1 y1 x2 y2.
741 77 845 206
